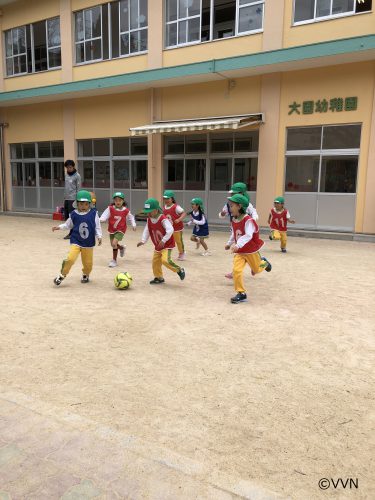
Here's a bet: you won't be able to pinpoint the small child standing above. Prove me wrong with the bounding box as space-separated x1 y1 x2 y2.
162 190 187 261
100 192 136 267
188 197 210 256
52 190 102 285
225 194 271 304
268 196 295 253
137 198 185 284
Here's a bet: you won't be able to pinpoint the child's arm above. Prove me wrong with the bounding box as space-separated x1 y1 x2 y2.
174 205 187 224
267 212 272 225
225 228 235 250
127 211 137 231
95 213 102 245
193 214 206 225
156 218 174 249
52 218 73 232
219 204 228 218
233 219 255 252
137 225 149 247
286 210 295 224
99 207 110 223
247 203 259 221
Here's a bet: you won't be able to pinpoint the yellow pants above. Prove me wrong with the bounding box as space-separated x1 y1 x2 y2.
233 252 267 293
173 230 185 255
270 230 287 249
61 244 93 277
152 249 181 278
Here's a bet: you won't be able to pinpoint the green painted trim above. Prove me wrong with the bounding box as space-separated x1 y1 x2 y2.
1 35 374 104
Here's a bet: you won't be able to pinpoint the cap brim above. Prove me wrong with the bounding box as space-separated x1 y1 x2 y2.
143 208 154 213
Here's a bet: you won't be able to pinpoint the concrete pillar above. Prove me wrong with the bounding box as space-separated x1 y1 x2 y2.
60 0 73 82
148 0 163 69
147 89 163 201
63 101 76 162
0 11 5 91
362 71 375 234
256 74 282 226
262 0 285 52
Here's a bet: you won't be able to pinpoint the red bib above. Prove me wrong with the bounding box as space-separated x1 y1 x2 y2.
108 206 129 234
147 215 175 250
163 204 184 232
270 208 288 231
231 215 264 254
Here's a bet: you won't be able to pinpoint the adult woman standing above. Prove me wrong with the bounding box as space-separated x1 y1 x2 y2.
63 159 81 239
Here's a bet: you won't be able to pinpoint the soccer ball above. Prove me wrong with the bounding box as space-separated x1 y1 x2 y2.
114 272 132 290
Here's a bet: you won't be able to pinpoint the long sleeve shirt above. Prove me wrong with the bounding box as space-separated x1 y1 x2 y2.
64 171 81 201
226 218 255 248
59 210 102 238
99 206 136 228
140 216 174 244
219 202 259 221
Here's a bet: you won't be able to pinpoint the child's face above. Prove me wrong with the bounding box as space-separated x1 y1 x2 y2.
274 202 283 210
229 201 241 217
114 197 124 208
148 209 159 218
191 203 198 211
164 197 173 206
77 201 89 212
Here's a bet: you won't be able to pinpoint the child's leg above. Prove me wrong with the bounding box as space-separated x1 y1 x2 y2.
161 249 181 274
247 252 271 275
81 247 93 276
174 231 184 255
152 250 163 278
191 234 200 249
200 238 208 251
270 229 281 241
233 254 247 293
111 235 119 261
280 231 287 250
60 244 81 276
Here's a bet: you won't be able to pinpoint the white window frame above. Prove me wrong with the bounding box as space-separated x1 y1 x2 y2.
165 0 202 48
237 0 265 35
46 17 62 69
292 0 372 26
119 0 148 57
74 5 103 65
4 26 28 76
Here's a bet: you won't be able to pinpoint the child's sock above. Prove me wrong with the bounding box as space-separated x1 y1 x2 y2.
113 248 118 260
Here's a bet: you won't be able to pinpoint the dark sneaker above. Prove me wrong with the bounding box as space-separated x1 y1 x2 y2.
63 234 70 240
231 292 247 304
81 275 90 283
53 275 65 286
269 234 273 241
262 257 272 272
149 277 165 284
177 268 185 281
281 248 287 253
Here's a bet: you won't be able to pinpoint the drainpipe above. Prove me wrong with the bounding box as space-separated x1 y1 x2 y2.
0 122 9 212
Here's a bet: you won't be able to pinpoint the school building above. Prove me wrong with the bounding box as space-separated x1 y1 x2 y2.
0 0 374 233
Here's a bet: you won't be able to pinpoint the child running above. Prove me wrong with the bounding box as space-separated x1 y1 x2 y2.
162 189 187 261
100 192 136 267
225 194 271 304
52 190 102 285
137 198 185 284
268 196 295 253
188 197 210 256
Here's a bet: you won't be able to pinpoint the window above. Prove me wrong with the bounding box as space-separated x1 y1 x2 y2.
5 17 61 76
165 159 184 189
320 157 358 192
74 1 148 64
132 160 148 189
233 157 257 191
114 160 130 188
166 0 264 48
285 156 320 192
293 0 371 23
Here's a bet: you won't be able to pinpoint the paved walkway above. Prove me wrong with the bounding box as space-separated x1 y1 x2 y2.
0 391 285 500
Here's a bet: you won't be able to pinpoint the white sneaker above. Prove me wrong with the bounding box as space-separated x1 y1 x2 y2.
108 260 118 267
177 253 186 261
200 251 211 256
119 245 126 258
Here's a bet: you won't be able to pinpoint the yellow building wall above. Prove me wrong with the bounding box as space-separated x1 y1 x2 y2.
277 61 375 233
163 34 263 67
161 77 262 120
3 71 62 92
74 91 150 139
1 0 60 30
283 0 375 47
72 56 148 81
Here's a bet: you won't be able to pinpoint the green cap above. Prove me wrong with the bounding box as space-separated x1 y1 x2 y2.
113 191 125 200
191 197 204 210
227 193 249 210
229 182 247 194
143 198 161 213
274 196 285 204
163 189 175 199
76 190 92 202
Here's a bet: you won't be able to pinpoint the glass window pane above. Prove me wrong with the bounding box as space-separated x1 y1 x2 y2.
167 0 178 21
6 58 13 76
285 156 319 192
85 39 102 60
15 26 26 54
185 158 205 190
139 28 147 51
53 161 65 187
12 163 23 186
179 0 188 17
48 47 61 67
93 139 110 156
235 131 259 152
320 156 357 193
186 135 207 153
23 143 36 158
188 17 200 42
47 17 61 47
178 20 187 44
234 158 258 191
85 9 92 38
213 0 235 39
75 42 85 63
188 0 201 16
10 144 22 159
287 127 322 150
238 4 263 33
356 0 372 12
52 141 64 157
75 11 84 41
139 0 148 26
332 0 354 15
5 31 12 57
80 160 94 188
25 163 36 186
165 136 184 154
114 160 130 188
132 160 148 189
113 138 130 156
121 33 130 55
78 140 93 156
111 1 120 58
130 30 141 53
322 125 361 149
120 0 129 31
94 161 110 188
92 6 102 38
211 134 233 153
39 161 52 186
38 142 51 158
166 23 177 46
130 0 139 29
210 158 231 191
294 0 315 21
316 0 331 17
131 138 147 155
165 159 184 189
102 4 109 60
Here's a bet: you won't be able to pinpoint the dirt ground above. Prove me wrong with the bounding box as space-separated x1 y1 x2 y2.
0 215 374 499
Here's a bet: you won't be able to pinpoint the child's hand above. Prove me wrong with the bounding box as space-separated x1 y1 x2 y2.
137 241 144 247
132 226 137 231
97 238 102 246
231 245 239 253
187 220 193 226
290 219 296 224
224 244 231 250
52 226 59 231
156 241 165 251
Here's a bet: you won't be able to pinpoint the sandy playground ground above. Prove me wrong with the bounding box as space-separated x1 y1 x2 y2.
0 215 374 499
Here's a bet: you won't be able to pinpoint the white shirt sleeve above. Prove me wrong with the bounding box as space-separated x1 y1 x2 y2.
99 207 110 222
141 224 150 244
286 210 291 219
236 219 255 248
219 204 229 218
246 203 259 221
175 205 185 215
58 218 73 230
95 212 102 239
126 211 136 228
194 213 206 225
161 218 174 243
226 228 235 247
